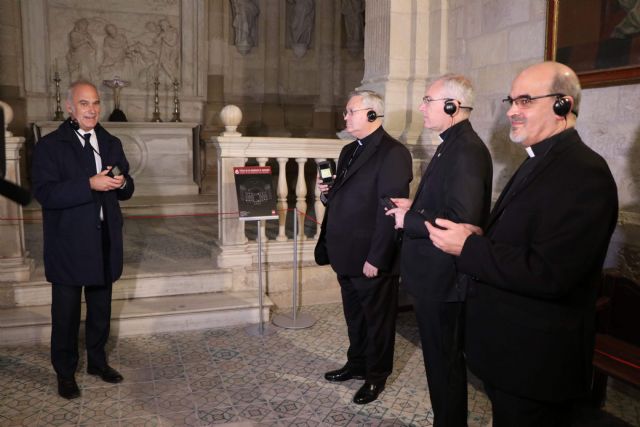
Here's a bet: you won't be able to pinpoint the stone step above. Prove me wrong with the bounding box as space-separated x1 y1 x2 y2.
0 291 273 346
1 265 233 307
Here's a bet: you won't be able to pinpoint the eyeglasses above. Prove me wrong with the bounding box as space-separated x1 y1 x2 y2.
342 107 372 117
422 96 450 104
502 93 564 108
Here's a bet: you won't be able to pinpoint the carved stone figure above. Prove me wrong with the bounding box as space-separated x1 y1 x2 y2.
342 0 365 55
230 0 260 55
101 24 128 76
288 0 315 49
66 18 97 82
156 19 180 81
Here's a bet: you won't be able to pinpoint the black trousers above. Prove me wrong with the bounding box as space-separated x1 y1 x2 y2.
51 282 113 378
484 382 573 427
337 273 399 385
51 223 113 379
413 299 467 427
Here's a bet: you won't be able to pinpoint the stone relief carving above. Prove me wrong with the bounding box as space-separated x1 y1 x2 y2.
66 18 98 82
230 0 260 55
342 0 365 56
287 0 315 57
62 16 180 89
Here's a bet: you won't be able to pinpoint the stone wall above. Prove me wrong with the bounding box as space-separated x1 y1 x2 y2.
443 0 640 279
203 0 365 139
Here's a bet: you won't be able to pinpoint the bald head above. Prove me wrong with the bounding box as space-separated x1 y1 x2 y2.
518 61 581 116
506 61 581 147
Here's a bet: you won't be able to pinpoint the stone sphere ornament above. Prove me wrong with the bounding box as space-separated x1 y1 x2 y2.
0 100 14 137
220 104 243 136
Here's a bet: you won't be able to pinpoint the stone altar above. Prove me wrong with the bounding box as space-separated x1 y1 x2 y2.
36 122 200 197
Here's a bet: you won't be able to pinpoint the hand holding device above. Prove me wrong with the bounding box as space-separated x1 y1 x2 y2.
380 196 397 211
317 160 335 185
107 165 122 178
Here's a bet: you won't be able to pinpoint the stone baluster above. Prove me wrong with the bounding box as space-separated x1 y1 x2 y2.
314 158 326 238
295 157 308 241
257 157 269 242
276 157 289 242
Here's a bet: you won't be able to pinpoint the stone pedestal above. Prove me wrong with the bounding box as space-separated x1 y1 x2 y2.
0 137 34 282
36 122 201 197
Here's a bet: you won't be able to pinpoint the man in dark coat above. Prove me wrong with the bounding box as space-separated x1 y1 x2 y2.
427 61 618 426
32 80 135 399
387 74 492 427
316 90 412 404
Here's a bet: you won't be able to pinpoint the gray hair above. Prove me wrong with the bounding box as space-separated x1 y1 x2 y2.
66 80 99 104
437 73 475 109
349 90 385 116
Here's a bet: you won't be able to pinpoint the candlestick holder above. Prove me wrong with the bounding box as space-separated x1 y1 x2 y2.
151 77 162 122
102 76 129 122
53 72 65 121
170 78 182 122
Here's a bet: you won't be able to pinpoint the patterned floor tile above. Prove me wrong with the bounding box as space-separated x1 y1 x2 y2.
1 302 639 426
119 396 158 419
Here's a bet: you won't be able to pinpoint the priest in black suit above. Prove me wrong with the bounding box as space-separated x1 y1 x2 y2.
427 61 618 426
32 80 134 399
386 74 492 427
316 90 412 404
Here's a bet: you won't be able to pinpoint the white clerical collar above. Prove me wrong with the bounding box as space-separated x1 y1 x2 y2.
525 146 535 158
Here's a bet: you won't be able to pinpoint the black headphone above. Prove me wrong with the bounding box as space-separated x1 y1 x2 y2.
443 99 474 116
367 110 384 122
443 99 458 116
68 117 80 131
553 95 572 117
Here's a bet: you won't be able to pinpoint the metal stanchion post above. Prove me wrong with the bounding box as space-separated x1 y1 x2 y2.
246 219 277 336
272 209 316 329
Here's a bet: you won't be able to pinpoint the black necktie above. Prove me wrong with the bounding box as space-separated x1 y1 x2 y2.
82 133 97 175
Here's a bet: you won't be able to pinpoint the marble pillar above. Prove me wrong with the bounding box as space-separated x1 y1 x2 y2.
0 134 34 282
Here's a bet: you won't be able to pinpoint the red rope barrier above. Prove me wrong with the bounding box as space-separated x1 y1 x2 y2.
1 207 324 224
594 348 640 370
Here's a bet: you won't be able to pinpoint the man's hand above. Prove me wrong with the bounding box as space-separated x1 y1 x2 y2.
390 197 412 210
426 218 483 256
385 207 408 229
363 261 378 278
89 167 125 192
317 176 334 194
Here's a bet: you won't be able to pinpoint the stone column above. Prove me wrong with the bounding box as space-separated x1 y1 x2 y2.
307 0 336 137
359 0 431 144
0 105 34 282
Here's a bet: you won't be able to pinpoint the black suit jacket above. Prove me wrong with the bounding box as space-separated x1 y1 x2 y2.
458 129 618 401
401 120 492 302
32 120 135 286
321 126 412 277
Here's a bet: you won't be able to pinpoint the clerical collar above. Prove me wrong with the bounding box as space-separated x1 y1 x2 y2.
525 128 574 158
357 125 383 146
438 119 468 142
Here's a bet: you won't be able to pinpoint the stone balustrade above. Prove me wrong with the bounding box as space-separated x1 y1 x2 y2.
210 134 348 270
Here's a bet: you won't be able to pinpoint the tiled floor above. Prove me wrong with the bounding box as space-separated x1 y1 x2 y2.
1 303 639 427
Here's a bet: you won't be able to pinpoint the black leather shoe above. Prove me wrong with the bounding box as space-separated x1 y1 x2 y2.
87 365 124 383
57 376 80 399
353 382 384 404
324 366 366 382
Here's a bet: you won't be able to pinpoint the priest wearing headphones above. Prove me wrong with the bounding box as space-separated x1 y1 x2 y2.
427 62 618 426
386 74 493 426
32 80 134 399
316 90 412 404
